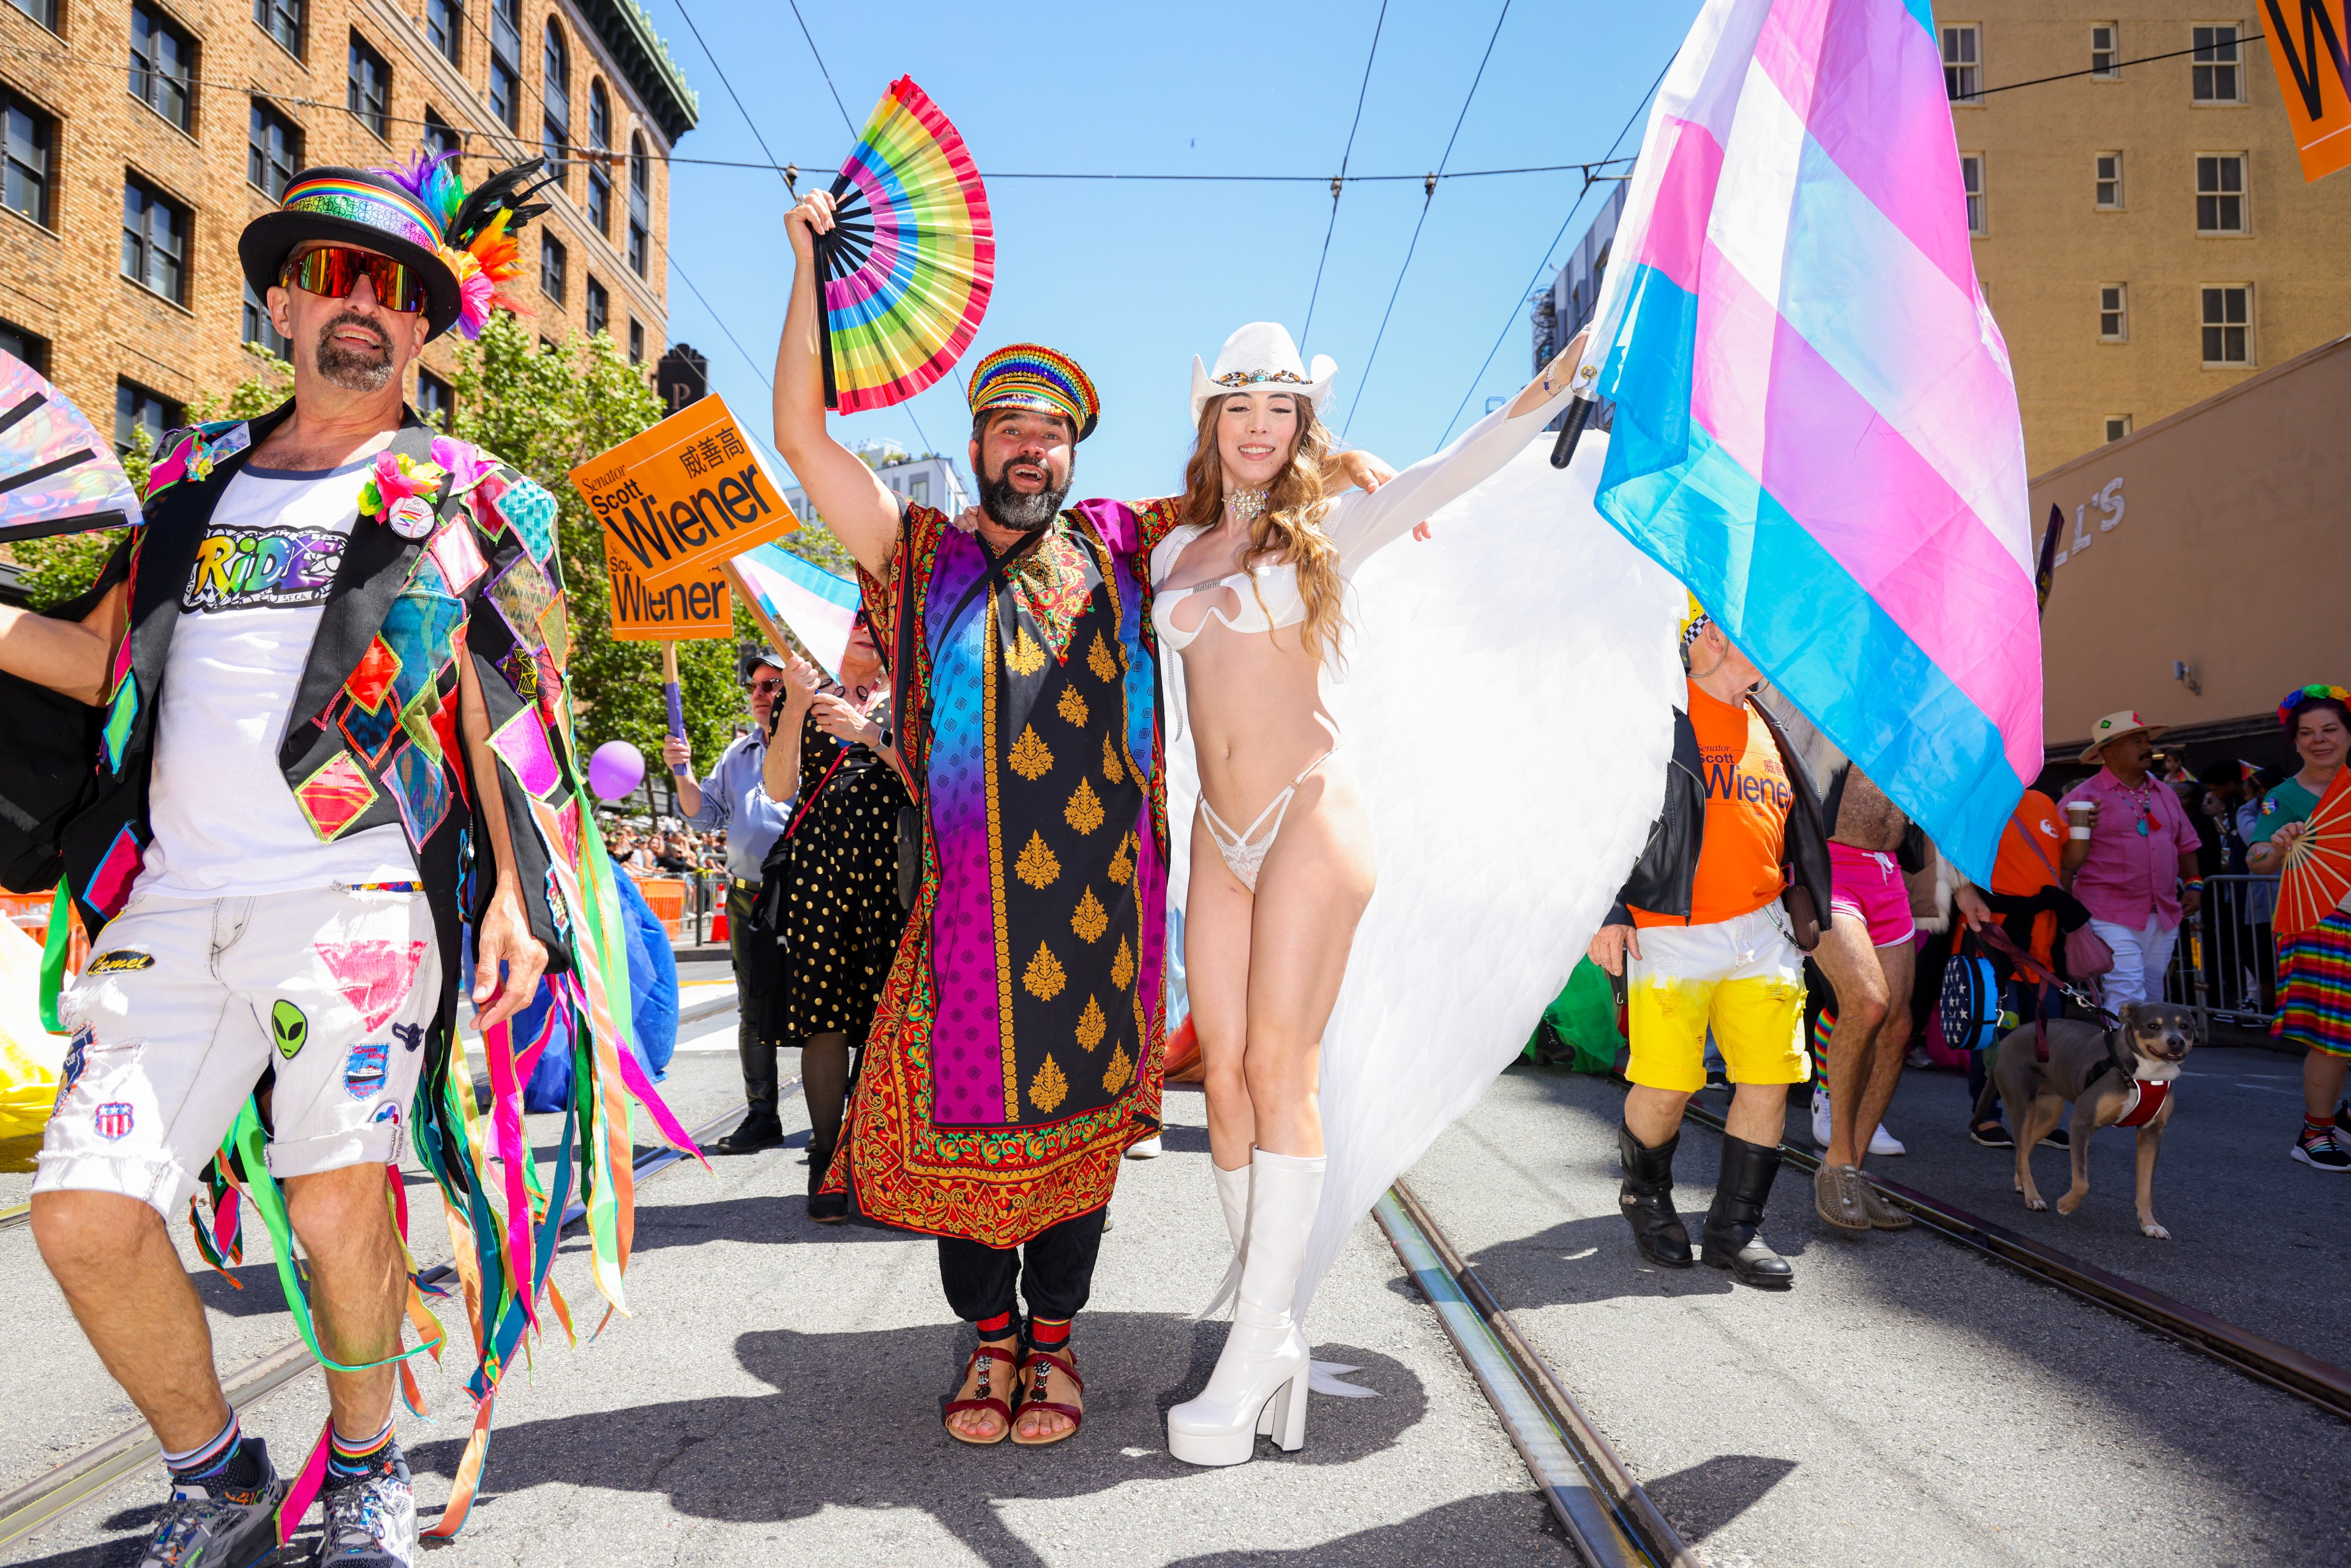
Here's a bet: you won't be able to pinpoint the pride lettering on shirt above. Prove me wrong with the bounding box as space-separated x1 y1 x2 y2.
181 525 347 612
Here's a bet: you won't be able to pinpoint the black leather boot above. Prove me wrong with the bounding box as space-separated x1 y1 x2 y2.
711 1109 784 1155
1617 1125 1692 1267
806 1133 847 1221
1701 1133 1794 1289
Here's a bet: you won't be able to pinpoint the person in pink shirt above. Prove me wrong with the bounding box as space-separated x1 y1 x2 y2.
2059 711 2205 1008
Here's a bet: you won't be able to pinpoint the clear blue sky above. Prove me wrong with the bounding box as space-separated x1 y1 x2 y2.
645 0 1704 508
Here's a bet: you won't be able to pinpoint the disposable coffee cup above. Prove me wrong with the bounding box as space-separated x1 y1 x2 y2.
2065 800 2094 839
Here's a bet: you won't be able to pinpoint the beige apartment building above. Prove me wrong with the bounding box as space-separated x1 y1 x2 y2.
1949 3 2351 475
0 0 695 451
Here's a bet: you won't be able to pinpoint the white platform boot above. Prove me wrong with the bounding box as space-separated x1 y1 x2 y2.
1195 1161 1251 1318
1167 1149 1322 1466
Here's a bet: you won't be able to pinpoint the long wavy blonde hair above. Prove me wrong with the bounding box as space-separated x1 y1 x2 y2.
1177 393 1345 662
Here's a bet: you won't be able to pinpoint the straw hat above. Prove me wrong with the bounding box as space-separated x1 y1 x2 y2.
1191 322 1337 424
2078 709 2166 763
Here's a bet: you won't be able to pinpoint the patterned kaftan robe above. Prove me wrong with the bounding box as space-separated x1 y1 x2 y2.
828 497 1176 1245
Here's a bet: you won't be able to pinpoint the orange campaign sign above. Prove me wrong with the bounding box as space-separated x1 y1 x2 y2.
568 394 800 588
599 530 734 642
2261 0 2351 182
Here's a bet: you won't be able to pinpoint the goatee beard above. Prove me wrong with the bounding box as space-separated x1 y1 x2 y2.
979 463 1070 533
314 311 394 392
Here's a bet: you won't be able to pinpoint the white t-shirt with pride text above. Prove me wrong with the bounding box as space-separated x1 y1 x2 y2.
140 459 416 899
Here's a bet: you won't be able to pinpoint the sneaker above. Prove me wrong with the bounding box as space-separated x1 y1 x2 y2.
2334 1103 2351 1136
1970 1121 2015 1149
1869 1123 1906 1157
316 1442 418 1566
140 1441 284 1568
1810 1088 1832 1149
2041 1125 2070 1149
2293 1128 2351 1172
1123 1135 1163 1160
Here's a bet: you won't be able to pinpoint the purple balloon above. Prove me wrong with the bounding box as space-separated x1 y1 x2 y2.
588 740 647 803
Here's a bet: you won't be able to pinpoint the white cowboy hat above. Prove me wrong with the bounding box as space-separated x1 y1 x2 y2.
2077 709 2167 763
1190 322 1338 424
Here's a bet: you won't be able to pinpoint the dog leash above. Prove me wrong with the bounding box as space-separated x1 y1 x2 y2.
1970 920 2121 1030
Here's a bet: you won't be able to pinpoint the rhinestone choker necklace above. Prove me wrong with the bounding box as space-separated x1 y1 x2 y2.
1226 487 1270 527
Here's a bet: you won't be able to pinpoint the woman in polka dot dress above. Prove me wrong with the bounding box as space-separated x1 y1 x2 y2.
755 612 915 1220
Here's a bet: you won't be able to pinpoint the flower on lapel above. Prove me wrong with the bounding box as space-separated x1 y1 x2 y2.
430 435 497 496
357 450 449 519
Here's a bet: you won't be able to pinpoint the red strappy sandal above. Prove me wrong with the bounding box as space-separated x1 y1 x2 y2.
1010 1348 1084 1447
944 1343 1018 1446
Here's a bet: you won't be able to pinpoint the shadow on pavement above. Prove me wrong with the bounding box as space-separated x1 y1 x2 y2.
1643 1453 1799 1542
1159 1491 1568 1564
403 1314 1431 1566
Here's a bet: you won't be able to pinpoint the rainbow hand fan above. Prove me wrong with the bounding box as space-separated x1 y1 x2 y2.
0 352 143 544
2278 765 2351 937
816 77 993 414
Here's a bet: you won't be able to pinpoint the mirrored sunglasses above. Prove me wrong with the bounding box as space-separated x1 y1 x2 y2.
282 246 430 313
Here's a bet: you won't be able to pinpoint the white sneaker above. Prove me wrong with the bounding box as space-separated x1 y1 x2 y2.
1124 1135 1163 1160
1870 1123 1906 1157
1810 1088 1832 1149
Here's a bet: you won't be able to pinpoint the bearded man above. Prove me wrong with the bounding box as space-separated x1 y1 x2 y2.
771 190 1389 1446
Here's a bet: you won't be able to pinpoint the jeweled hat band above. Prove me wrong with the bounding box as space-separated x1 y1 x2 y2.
278 175 445 255
968 343 1100 441
1213 369 1311 389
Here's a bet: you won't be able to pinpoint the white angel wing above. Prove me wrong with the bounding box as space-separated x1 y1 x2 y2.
1295 430 1681 1323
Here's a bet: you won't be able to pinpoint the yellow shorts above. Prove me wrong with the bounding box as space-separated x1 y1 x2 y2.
1624 907 1809 1093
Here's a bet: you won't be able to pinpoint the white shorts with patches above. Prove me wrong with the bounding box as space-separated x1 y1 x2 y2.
35 884 439 1219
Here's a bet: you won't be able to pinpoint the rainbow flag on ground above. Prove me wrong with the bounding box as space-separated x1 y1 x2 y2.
731 541 861 678
1581 0 2038 882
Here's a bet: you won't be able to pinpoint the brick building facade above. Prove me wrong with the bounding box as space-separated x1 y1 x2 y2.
0 0 695 448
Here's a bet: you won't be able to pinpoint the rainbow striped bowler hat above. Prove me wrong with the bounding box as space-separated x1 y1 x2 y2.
968 344 1101 441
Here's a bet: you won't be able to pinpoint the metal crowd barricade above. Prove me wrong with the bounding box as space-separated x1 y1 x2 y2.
2163 873 2280 1031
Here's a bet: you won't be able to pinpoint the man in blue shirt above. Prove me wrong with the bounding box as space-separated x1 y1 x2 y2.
666 648 794 1151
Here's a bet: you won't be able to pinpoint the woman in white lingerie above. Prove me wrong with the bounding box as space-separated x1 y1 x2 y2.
1161 321 1590 1465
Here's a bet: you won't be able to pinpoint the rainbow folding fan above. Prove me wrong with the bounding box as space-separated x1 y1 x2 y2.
815 77 994 414
2278 766 2351 939
0 351 143 544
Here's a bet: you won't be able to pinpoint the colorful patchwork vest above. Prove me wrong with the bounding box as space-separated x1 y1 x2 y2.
837 498 1177 1244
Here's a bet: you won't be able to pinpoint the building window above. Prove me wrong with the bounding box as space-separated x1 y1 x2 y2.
122 177 189 305
628 134 650 275
628 319 643 363
241 280 290 356
116 380 181 455
587 80 612 235
2098 283 2128 341
129 5 198 134
2094 151 2123 209
2 86 54 229
490 0 522 132
542 21 571 167
348 34 390 139
249 102 302 199
426 0 462 68
2091 22 2119 77
422 107 458 161
0 318 48 373
911 476 930 506
585 275 607 336
253 0 302 56
2104 415 2132 443
1960 154 1986 234
417 369 452 429
1943 24 1982 103
2192 23 2243 102
2201 285 2251 364
9 0 59 35
2195 154 2246 232
541 232 566 303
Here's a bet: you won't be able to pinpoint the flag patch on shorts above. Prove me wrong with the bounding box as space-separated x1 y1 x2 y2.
87 950 155 974
54 1027 91 1114
94 1101 135 1139
344 1043 389 1100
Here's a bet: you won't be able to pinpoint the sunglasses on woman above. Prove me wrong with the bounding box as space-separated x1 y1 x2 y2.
281 246 430 314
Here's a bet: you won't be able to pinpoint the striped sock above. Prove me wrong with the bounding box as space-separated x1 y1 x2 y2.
974 1310 1018 1342
2304 1114 2333 1144
326 1414 396 1481
1027 1316 1071 1352
165 1414 263 1493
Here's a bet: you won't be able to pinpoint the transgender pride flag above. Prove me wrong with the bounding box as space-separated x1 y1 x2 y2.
1583 0 2038 882
730 541 861 678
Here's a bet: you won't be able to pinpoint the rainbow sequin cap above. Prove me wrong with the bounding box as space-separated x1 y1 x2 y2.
968 343 1101 441
237 154 557 342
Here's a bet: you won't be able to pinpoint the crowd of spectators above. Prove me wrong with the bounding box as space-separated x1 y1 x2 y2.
601 820 731 879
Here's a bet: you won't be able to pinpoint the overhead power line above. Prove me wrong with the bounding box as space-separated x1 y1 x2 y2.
1343 0 1513 438
1300 0 1392 354
1978 31 2266 95
1434 53 1671 447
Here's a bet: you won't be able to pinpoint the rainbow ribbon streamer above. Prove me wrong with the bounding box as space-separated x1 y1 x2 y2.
1582 0 2039 882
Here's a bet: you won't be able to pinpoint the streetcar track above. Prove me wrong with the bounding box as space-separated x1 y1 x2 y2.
1376 1178 1698 1568
0 1093 764 1553
1675 1097 2351 1422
